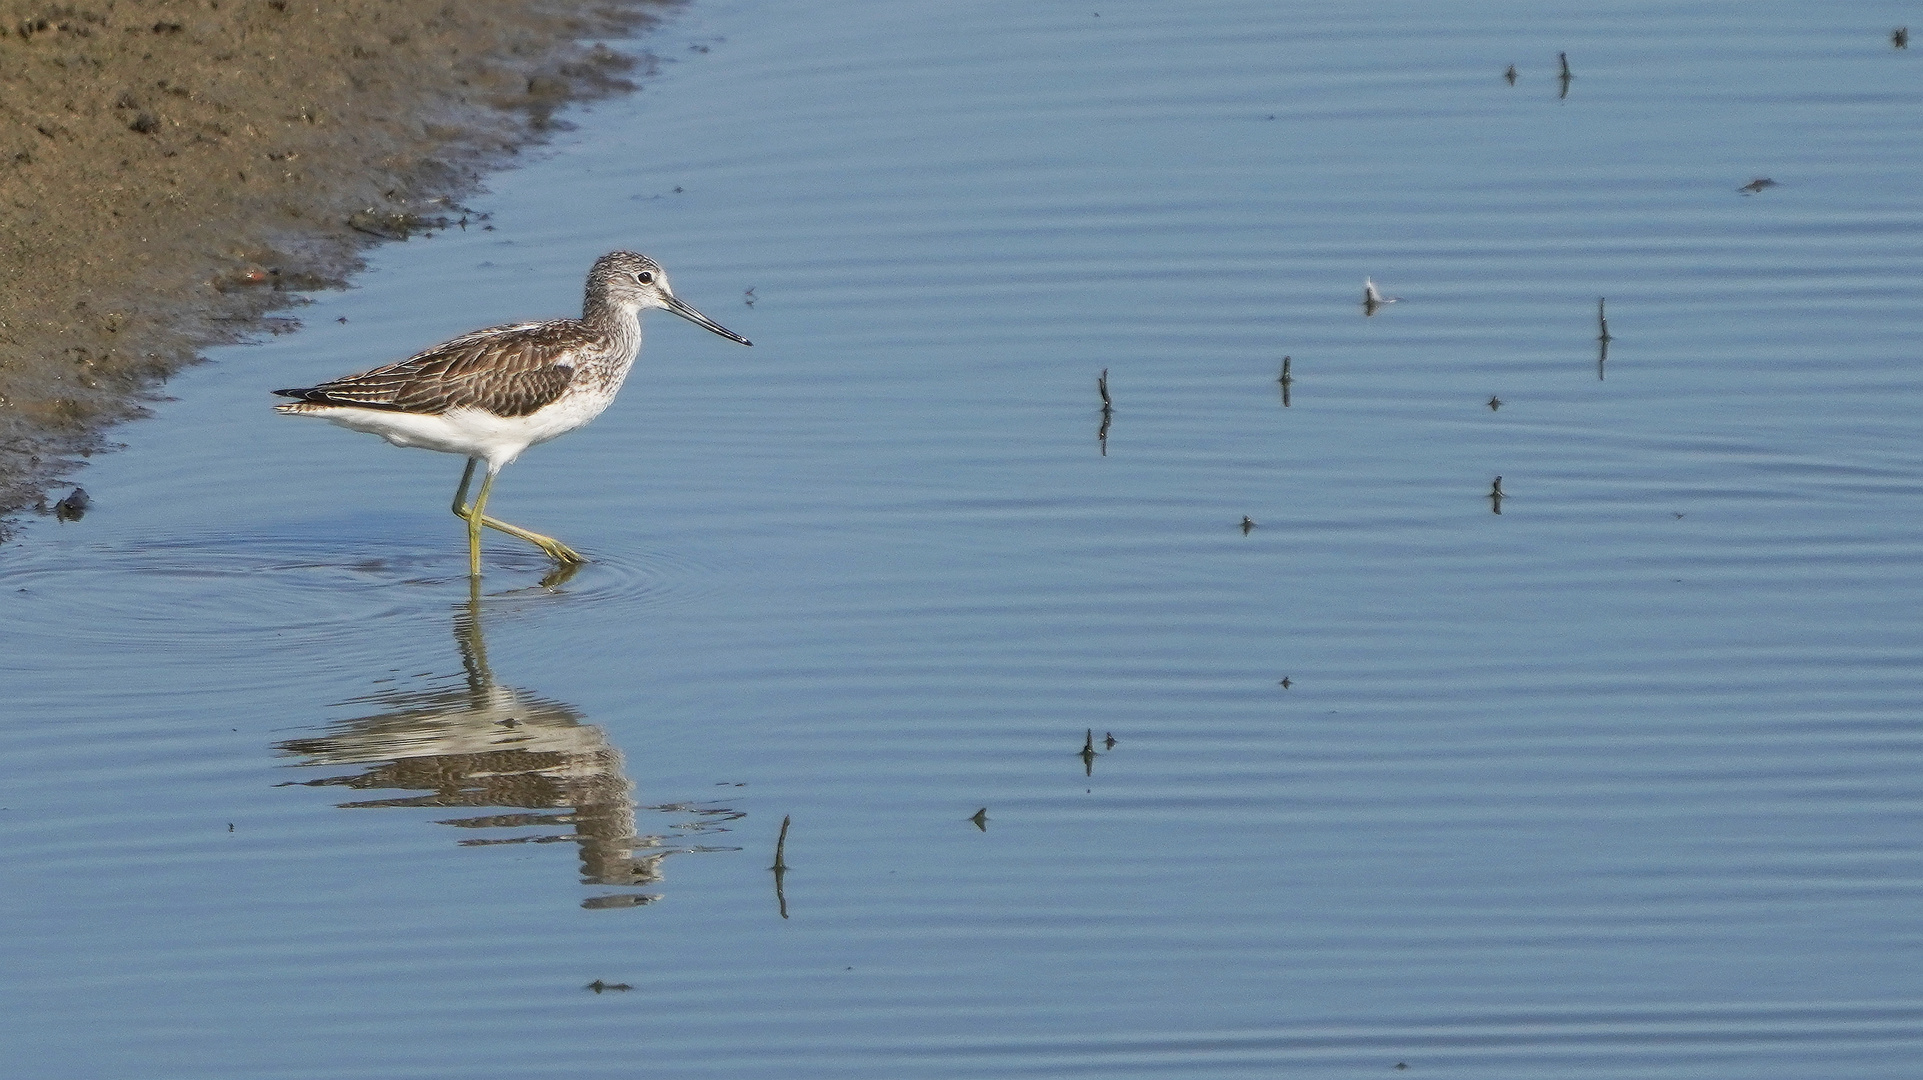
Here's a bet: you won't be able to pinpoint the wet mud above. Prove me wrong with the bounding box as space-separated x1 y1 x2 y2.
0 0 676 532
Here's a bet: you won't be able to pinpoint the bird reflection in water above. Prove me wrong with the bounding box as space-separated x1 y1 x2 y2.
275 576 740 909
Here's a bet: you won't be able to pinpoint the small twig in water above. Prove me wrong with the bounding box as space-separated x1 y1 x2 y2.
1097 369 1113 454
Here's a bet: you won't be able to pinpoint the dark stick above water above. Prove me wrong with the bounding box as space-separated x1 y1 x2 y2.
1097 368 1113 455
771 813 790 871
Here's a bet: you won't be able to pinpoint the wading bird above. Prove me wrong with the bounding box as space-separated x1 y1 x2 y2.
275 251 751 576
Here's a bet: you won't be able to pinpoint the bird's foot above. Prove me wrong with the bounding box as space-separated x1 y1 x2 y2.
538 539 586 566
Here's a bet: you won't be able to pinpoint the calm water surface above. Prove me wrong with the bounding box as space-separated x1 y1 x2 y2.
6 2 1923 1076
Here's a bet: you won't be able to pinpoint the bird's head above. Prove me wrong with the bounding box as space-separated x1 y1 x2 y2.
589 250 752 346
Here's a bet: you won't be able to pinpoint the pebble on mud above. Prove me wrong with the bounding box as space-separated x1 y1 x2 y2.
52 487 89 521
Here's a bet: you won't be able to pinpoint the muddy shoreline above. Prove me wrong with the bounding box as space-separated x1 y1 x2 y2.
0 0 677 535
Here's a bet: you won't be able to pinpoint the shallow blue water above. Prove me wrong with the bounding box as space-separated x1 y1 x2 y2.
6 1 1923 1076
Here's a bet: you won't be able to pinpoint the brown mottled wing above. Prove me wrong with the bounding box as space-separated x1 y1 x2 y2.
275 321 581 417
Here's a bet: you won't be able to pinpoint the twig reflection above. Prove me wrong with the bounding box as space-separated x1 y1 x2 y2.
771 813 790 919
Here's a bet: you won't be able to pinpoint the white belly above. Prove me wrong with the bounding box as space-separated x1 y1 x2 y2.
285 391 614 470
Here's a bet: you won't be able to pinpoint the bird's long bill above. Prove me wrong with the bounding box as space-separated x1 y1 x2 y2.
664 293 752 346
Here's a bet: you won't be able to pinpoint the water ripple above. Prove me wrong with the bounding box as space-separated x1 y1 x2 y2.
0 531 722 656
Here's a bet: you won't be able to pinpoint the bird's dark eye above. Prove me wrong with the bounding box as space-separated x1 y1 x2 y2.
635 271 654 285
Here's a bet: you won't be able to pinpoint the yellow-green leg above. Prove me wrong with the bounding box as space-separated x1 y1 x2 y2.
451 457 585 575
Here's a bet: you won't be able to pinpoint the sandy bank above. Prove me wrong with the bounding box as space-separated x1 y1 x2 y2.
0 0 674 533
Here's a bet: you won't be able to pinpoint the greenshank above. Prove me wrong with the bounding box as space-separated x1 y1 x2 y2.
275 251 751 576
